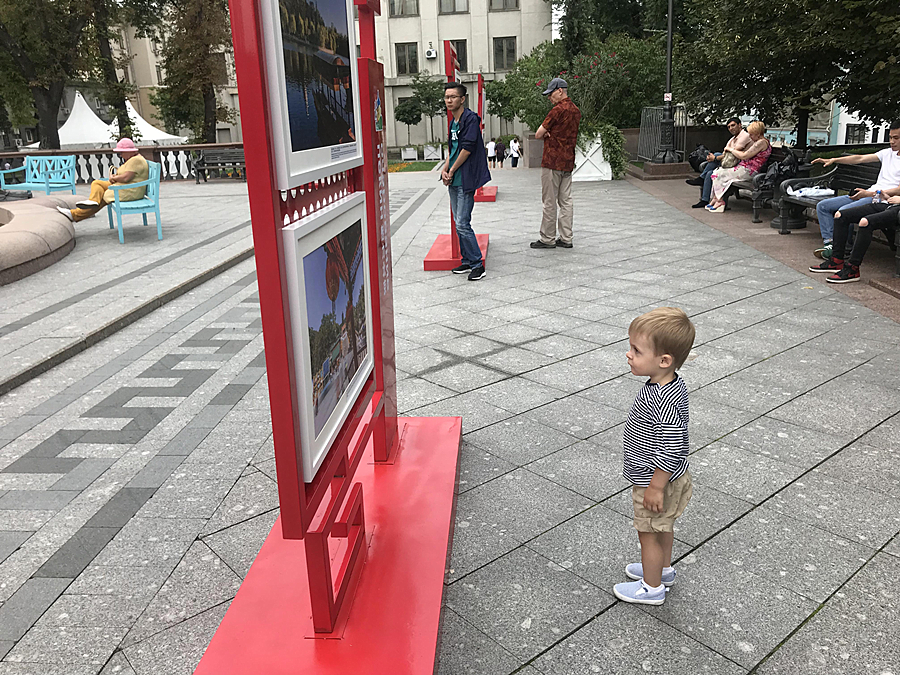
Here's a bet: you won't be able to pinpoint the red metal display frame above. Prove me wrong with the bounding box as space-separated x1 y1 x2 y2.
196 0 460 671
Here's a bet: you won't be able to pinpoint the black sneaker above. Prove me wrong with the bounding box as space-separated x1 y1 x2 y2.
691 200 709 209
467 265 486 281
685 177 704 186
826 264 860 284
808 258 843 273
556 239 573 248
452 264 472 274
530 240 556 249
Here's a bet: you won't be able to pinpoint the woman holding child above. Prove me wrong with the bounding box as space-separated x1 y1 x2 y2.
705 120 771 213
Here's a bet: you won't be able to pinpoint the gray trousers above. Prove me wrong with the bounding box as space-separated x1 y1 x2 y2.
540 168 573 244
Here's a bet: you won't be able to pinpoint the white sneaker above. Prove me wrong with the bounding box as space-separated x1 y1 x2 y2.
75 199 99 209
625 562 676 587
613 579 667 605
56 206 74 222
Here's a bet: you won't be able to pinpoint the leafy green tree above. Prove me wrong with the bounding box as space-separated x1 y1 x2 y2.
394 97 422 146
556 0 643 59
410 71 445 143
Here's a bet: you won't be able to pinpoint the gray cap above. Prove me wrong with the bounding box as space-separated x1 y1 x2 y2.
542 77 568 95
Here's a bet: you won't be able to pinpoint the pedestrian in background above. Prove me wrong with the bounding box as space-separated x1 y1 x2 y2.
510 137 521 168
486 138 497 169
496 138 506 169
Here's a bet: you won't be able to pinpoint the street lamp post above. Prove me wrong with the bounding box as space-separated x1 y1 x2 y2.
653 0 678 163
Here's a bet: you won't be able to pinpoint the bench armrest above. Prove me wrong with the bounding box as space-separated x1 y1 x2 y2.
107 178 155 205
776 168 837 199
0 166 25 175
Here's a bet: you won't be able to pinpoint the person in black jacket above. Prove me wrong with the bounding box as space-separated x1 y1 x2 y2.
441 82 491 281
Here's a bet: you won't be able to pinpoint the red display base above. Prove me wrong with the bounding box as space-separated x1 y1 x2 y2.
195 416 462 675
423 233 490 271
474 186 497 202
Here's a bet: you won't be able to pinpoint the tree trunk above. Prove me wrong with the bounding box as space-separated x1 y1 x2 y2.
32 85 64 149
202 83 217 143
93 0 130 139
795 102 809 148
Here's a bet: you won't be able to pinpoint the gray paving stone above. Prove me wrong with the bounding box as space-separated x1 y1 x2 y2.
719 416 852 469
472 346 552 375
67 565 171 603
645 550 817 668
522 349 627 394
0 642 12 660
37 593 147 629
124 541 240 646
0 530 31 563
123 600 229 675
397 346 456 374
767 471 900 548
689 442 804 504
395 377 457 414
472 377 566 415
445 547 610 661
420 362 507 393
35 527 119 579
476 322 549 346
201 509 278 578
768 381 900 436
125 456 186 489
435 335 506 358
0 490 79 511
689 399 759 450
85 489 156 528
201 471 278 535
703 506 872 603
437 607 523 675
410 391 514 434
754 553 900 675
519 333 598 359
99 652 136 675
558 321 626 346
0 664 99 674
465 416 578 465
815 441 900 499
576 376 645 411
525 395 628 440
456 442 517 494
0 509 56 530
527 434 628 501
0 577 72 640
4 625 128 666
49 459 115 491
533 603 747 675
92 517 205 568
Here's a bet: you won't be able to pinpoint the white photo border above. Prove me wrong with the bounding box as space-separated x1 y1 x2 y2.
281 192 374 481
259 0 364 190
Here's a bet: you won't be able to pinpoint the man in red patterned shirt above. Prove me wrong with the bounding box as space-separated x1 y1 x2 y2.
531 78 582 249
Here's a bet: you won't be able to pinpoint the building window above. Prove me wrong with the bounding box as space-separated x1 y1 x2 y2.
450 40 468 73
122 68 130 84
493 37 516 71
490 0 518 9
390 0 418 15
845 123 867 145
395 43 419 75
439 0 468 14
156 65 164 84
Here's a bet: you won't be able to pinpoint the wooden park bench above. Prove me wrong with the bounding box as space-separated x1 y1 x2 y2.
722 147 812 223
192 148 247 184
773 161 882 233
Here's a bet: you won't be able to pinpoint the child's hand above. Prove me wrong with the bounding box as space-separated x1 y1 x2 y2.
643 485 664 513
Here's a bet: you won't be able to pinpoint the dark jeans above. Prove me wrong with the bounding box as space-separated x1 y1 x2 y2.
832 202 900 266
448 185 484 268
699 159 720 201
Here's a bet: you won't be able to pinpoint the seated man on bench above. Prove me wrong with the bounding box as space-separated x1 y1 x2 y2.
687 118 751 209
56 138 149 223
809 185 900 283
810 121 900 259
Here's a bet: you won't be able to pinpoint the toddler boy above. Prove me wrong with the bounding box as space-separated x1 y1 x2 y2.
613 307 695 606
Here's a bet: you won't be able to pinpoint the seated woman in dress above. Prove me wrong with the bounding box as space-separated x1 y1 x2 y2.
706 121 771 213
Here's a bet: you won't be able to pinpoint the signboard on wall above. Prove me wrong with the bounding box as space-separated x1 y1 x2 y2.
281 192 374 480
259 0 364 189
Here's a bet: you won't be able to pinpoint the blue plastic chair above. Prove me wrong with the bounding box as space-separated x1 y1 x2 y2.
0 155 77 195
106 161 162 244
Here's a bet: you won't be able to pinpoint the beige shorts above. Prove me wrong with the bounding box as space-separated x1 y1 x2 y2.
632 472 692 533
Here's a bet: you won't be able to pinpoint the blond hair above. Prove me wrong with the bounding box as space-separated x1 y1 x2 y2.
747 120 766 136
629 307 696 370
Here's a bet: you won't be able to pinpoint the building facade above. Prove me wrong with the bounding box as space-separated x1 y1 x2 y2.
362 0 551 149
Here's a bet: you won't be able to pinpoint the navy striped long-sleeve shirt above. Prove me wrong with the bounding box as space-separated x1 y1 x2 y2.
622 375 690 487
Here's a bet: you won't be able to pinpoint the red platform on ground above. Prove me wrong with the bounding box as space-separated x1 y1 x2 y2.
423 233 490 271
474 186 497 202
195 416 461 675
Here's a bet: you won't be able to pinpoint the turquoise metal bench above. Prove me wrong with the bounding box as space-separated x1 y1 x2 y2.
106 161 162 243
0 155 77 196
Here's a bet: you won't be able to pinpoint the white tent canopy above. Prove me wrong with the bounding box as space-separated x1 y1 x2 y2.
27 91 116 149
109 100 187 146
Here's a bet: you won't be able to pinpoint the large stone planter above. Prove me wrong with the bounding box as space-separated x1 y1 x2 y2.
0 194 78 285
572 136 612 182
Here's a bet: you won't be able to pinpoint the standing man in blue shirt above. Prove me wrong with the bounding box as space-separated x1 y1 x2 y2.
441 82 491 281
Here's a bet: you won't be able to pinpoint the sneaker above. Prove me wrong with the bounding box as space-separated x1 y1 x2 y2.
685 177 704 186
56 206 74 222
467 265 486 281
809 258 843 273
624 563 676 587
826 264 860 284
530 240 555 249
451 264 472 274
814 244 833 259
691 200 709 209
556 239 573 249
613 579 666 605
75 199 99 209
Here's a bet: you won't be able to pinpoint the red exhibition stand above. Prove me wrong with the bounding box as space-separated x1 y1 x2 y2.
422 42 491 271
196 0 461 672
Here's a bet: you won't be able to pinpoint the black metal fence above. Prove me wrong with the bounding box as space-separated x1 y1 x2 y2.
637 106 688 162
